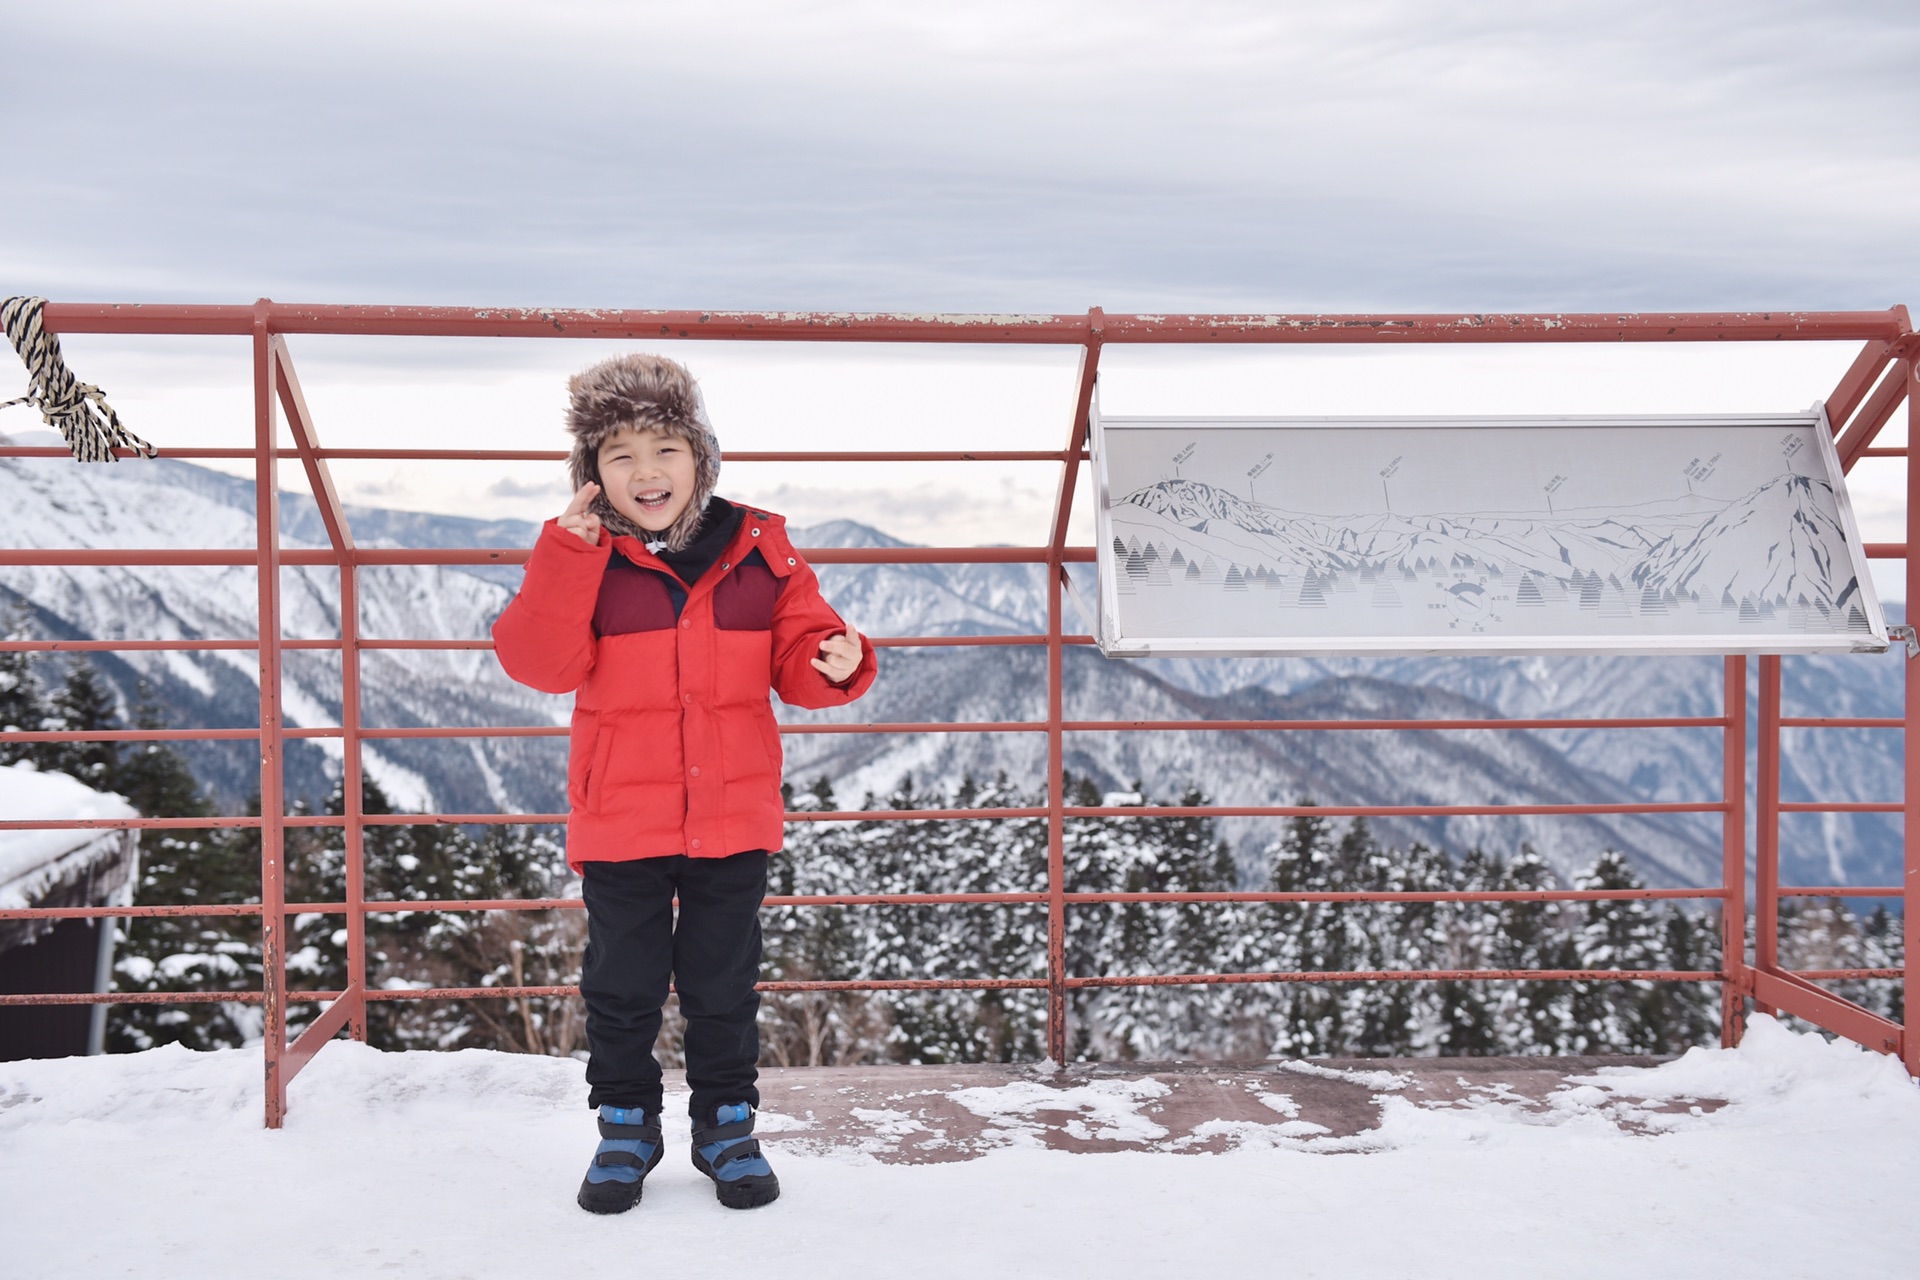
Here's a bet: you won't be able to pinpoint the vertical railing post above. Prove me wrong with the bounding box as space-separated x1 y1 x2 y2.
1720 654 1748 1046
252 301 290 1127
341 564 368 1041
271 335 362 1049
1905 354 1920 1076
1044 309 1103 1063
1754 654 1783 1017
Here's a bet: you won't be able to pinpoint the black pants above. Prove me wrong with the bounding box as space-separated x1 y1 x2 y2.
580 850 766 1121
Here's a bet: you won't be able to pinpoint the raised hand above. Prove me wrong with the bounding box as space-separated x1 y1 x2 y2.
811 620 864 683
559 482 603 546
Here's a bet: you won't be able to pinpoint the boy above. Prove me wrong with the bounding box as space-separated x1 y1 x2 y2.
492 354 876 1214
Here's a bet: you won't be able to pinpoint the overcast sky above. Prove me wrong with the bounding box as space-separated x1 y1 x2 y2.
5 0 1914 311
2 1 1915 574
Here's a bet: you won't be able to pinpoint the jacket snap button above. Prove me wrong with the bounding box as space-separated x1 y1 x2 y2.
690 838 702 850
787 557 796 566
681 618 691 629
721 562 729 571
683 693 693 704
750 527 760 537
689 766 701 778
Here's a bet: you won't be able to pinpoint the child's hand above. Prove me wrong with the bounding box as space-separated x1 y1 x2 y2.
812 621 864 684
558 483 603 545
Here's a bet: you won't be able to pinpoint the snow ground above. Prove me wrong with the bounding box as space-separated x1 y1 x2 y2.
1 1018 1914 1279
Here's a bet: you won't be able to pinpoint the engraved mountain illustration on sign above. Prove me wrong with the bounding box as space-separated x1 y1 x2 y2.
1111 472 1873 638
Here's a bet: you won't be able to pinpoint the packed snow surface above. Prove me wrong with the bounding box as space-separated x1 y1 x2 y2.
1 1018 1914 1278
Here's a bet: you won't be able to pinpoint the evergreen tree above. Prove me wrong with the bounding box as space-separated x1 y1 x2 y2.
1567 852 1666 1053
0 607 60 772
1486 849 1574 1053
1430 847 1502 1056
1638 904 1720 1053
46 660 121 789
109 781 263 1052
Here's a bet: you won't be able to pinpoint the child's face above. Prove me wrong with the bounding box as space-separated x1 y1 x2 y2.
597 427 699 535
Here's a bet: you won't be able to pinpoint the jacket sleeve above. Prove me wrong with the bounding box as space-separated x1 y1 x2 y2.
769 553 876 710
491 519 610 694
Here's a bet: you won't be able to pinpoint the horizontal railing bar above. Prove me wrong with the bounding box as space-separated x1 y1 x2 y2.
0 717 1753 746
0 715 1760 744
0 991 264 1006
0 817 268 831
1776 801 1902 812
1 728 260 743
0 546 1099 567
1072 887 1723 904
39 303 1909 344
779 721 1043 735
1865 543 1906 558
1794 969 1904 979
1 445 1088 464
1776 885 1904 897
1095 312 1909 344
2 969 1750 1007
0 638 263 653
1065 969 1725 987
0 798 1734 833
1860 447 1907 457
1064 802 1725 818
1778 717 1904 728
1064 716 1728 732
0 885 1744 923
0 903 267 921
0 634 1097 654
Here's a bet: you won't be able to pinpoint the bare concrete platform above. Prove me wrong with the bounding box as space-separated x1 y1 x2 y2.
681 1057 1728 1162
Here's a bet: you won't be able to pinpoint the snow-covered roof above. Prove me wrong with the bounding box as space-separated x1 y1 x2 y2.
0 762 138 925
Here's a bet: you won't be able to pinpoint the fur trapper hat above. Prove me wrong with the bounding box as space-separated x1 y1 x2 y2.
566 353 722 553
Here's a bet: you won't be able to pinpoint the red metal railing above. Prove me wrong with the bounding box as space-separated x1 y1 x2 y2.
2 304 1914 1126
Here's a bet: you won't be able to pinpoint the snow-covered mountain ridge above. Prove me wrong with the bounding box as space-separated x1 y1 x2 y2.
0 441 1900 889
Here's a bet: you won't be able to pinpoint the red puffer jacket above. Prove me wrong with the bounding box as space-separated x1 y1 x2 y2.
492 508 876 869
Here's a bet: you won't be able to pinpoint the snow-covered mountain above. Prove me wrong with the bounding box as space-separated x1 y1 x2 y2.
1 438 1901 890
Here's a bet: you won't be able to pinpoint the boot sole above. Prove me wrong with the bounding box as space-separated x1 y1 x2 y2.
577 1176 647 1215
714 1178 780 1210
691 1148 781 1209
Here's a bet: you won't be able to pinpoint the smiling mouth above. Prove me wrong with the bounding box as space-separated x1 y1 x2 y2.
634 489 673 511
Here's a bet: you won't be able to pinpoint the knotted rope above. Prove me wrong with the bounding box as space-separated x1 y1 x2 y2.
1 296 155 462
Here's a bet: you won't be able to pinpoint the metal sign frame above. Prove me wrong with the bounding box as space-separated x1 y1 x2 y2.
1092 402 1889 658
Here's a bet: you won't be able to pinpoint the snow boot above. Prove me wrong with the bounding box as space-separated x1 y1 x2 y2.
577 1105 663 1215
690 1102 780 1209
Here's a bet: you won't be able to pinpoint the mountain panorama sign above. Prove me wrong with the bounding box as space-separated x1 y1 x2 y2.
1090 405 1888 658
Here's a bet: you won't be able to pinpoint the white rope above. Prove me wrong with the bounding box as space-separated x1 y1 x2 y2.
0 296 155 462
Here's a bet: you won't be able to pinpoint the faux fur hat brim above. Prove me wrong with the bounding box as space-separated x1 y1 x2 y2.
565 353 722 552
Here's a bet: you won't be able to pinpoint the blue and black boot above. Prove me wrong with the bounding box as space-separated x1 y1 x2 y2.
577 1104 664 1215
691 1102 780 1209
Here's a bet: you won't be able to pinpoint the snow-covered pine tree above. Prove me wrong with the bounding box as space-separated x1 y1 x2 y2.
108 687 264 1051
1858 905 1905 1023
0 605 53 763
1484 848 1576 1053
1637 900 1720 1053
1566 851 1668 1053
1429 847 1504 1056
1260 804 1335 1057
45 660 121 791
763 776 880 1065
